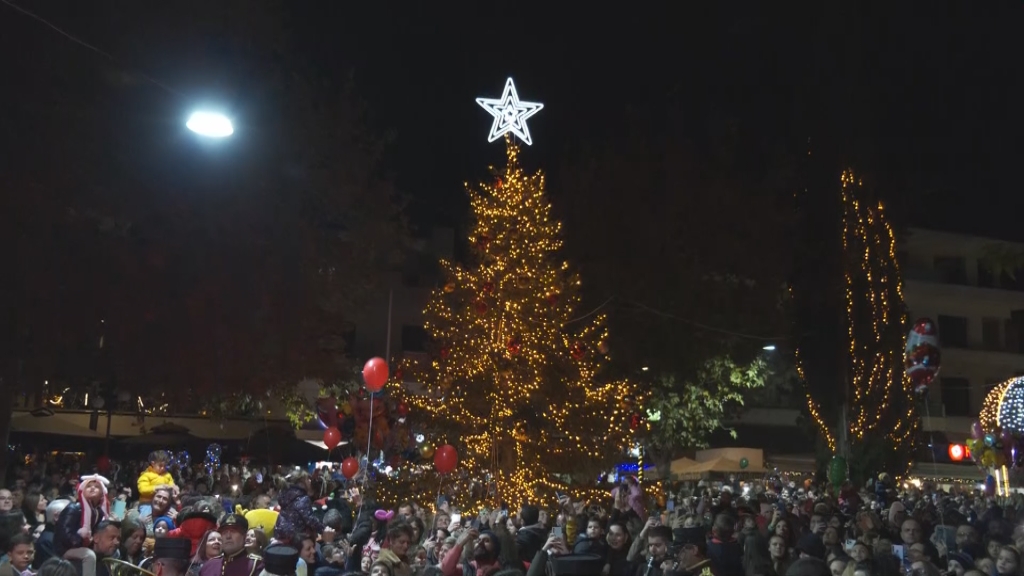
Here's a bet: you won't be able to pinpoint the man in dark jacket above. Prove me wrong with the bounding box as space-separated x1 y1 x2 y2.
515 505 548 566
32 499 70 569
704 515 742 576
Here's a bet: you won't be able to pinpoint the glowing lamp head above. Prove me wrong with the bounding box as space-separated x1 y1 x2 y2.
948 444 965 462
186 111 234 138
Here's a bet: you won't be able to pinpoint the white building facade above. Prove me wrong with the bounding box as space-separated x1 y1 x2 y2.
901 228 1024 439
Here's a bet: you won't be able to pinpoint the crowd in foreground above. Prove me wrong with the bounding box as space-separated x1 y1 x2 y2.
2 452 1024 576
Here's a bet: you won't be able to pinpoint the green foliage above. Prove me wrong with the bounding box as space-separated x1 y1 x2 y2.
645 355 769 453
979 244 1024 282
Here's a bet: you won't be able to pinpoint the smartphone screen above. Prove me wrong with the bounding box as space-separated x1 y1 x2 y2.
112 500 127 518
667 499 675 512
552 526 563 537
451 513 461 525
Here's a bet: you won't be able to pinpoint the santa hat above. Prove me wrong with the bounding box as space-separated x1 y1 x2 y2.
77 474 111 531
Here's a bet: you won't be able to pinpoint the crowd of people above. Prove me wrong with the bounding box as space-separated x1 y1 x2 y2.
2 452 1024 576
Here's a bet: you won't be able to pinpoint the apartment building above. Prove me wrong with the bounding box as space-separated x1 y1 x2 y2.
901 227 1024 439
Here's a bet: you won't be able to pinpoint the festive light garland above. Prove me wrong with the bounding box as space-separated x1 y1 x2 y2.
387 137 636 509
981 381 1011 432
996 377 1024 434
797 170 918 464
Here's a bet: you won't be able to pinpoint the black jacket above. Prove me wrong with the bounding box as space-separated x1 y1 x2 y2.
54 502 106 557
33 526 58 569
516 525 548 566
274 485 325 545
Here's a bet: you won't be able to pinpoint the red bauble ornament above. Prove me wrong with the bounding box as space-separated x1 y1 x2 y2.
546 293 560 306
362 357 389 392
482 281 495 294
323 427 342 450
474 300 488 314
476 234 492 248
507 339 521 355
496 179 503 189
571 342 586 360
341 457 359 479
394 367 404 381
96 455 111 474
629 412 642 431
598 341 610 354
434 444 458 474
440 347 451 359
396 402 409 417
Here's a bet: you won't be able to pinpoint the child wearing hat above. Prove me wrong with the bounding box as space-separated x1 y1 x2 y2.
54 475 110 576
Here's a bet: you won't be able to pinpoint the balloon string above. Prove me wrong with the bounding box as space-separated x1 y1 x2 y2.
923 398 946 530
364 394 374 491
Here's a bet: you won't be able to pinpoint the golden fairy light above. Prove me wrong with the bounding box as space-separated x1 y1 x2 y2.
387 136 636 509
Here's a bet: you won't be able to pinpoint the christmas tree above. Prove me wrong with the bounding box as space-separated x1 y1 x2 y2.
396 137 635 508
798 170 918 478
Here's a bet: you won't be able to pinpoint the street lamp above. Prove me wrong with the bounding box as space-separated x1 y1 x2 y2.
762 344 776 351
186 111 234 138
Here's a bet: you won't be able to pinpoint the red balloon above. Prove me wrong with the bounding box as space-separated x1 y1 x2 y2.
341 457 360 479
323 427 342 450
396 402 409 417
96 455 111 474
434 444 458 474
363 357 389 392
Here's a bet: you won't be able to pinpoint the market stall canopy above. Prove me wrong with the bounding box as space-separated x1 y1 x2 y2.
670 448 764 479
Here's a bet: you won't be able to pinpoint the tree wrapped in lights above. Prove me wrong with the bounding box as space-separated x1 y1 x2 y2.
797 170 918 479
395 137 635 508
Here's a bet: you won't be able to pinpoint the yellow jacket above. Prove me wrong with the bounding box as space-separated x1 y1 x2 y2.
137 468 175 502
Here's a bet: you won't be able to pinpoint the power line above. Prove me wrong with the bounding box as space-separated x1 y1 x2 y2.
0 0 183 97
625 300 786 341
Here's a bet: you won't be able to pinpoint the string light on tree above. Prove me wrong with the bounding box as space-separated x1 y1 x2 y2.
388 135 634 509
797 170 918 474
476 78 544 146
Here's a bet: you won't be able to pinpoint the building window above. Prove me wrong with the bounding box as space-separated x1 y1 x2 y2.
982 318 1003 351
978 261 996 288
937 315 968 348
401 325 428 353
1008 317 1023 354
940 377 971 417
934 256 968 285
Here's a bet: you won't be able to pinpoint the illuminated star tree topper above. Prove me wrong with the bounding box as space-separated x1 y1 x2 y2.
476 77 544 146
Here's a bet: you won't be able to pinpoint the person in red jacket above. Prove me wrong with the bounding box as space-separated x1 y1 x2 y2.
440 529 502 576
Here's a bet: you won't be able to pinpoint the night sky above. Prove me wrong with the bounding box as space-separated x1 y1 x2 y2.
3 1 1020 236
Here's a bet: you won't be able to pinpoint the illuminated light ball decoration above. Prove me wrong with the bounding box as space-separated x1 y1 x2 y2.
981 380 1011 431
205 443 222 475
997 377 1024 434
948 444 966 462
